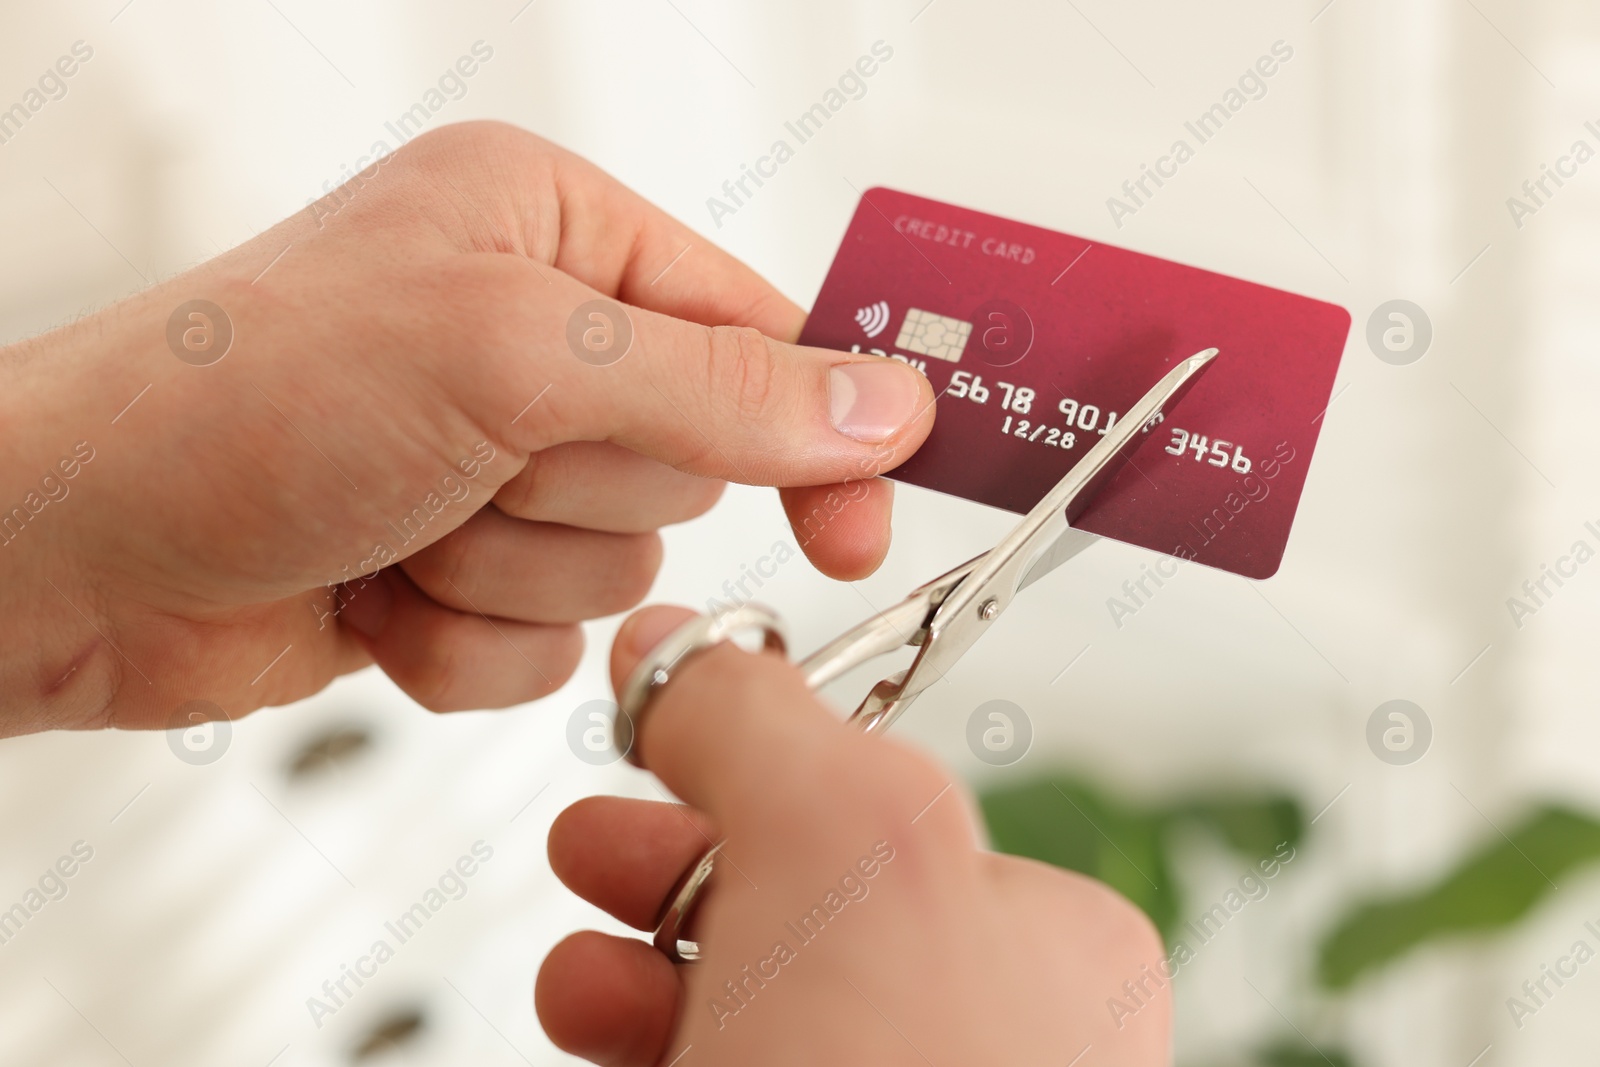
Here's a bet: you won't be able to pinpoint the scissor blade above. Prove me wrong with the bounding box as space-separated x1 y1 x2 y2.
1014 348 1219 593
1017 526 1099 592
886 348 1219 712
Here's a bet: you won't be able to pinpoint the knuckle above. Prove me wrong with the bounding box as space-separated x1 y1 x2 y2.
704 324 783 424
1069 870 1167 967
404 637 464 712
491 451 551 519
878 743 970 839
665 434 720 477
416 623 579 712
405 539 473 606
614 532 664 606
536 626 585 690
399 120 546 177
678 477 727 522
591 532 662 614
1119 894 1166 962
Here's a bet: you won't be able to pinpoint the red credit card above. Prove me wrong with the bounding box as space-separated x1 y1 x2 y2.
798 188 1351 579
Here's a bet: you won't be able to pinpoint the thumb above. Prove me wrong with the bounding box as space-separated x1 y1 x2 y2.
558 295 937 487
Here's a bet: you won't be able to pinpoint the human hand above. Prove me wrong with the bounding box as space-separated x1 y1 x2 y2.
0 122 935 735
535 605 1171 1066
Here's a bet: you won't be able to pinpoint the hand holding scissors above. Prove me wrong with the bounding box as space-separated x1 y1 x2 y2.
621 349 1218 961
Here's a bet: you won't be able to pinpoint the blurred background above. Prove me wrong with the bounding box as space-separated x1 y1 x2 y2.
2 0 1598 1064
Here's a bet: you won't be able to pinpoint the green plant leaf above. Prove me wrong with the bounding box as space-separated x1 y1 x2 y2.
980 777 1178 933
1256 1037 1356 1067
978 773 1305 942
1316 805 1600 988
1168 795 1304 857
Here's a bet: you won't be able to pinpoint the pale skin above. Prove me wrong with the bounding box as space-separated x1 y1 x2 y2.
0 121 1169 1062
538 605 1171 1066
0 120 933 735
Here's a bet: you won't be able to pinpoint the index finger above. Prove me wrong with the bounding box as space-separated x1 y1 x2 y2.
543 140 807 342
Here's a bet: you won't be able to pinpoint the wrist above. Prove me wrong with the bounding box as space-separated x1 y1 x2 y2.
0 315 130 734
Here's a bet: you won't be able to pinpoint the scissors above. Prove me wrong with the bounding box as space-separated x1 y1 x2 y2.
619 347 1219 962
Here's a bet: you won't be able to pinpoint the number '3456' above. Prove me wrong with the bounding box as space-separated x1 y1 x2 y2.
1165 428 1252 473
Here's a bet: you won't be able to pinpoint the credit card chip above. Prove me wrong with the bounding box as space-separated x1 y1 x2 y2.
895 307 972 363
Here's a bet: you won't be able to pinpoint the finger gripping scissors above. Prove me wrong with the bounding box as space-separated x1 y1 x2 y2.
619 348 1219 962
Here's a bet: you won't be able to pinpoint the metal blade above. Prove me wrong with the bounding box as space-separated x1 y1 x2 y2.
1014 348 1218 592
1017 526 1100 592
872 348 1220 709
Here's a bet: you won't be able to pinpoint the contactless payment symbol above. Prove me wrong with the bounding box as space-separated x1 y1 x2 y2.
854 300 891 339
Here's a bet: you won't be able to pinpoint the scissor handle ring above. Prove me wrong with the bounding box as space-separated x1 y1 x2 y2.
651 841 722 962
616 603 787 770
615 606 786 964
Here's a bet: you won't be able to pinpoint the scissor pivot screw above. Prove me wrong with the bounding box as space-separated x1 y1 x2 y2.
978 598 999 621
